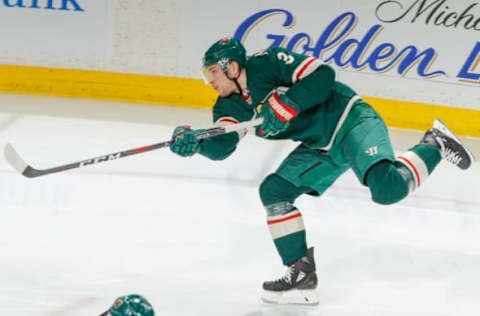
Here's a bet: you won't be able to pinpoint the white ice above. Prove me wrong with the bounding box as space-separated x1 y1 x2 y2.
0 93 479 316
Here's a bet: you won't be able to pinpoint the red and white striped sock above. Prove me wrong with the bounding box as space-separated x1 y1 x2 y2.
267 209 305 241
396 150 430 190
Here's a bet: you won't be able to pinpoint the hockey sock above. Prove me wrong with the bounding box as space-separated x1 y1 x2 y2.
260 174 311 265
266 203 307 265
366 160 410 205
366 145 441 205
396 144 441 190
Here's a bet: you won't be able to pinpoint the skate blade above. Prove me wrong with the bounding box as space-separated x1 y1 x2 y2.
261 289 319 306
433 119 476 169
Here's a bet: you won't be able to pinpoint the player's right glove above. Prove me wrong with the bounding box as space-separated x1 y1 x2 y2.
170 125 203 157
256 92 300 137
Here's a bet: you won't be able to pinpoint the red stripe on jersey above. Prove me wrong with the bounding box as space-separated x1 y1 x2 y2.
296 58 317 81
218 118 238 124
267 212 302 225
398 156 421 186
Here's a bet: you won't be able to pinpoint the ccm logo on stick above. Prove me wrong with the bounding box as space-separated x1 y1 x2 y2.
79 153 121 166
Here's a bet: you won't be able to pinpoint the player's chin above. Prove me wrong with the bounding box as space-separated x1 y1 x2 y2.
217 89 231 98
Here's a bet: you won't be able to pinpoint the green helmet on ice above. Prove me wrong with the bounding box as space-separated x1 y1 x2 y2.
104 294 154 316
203 37 247 72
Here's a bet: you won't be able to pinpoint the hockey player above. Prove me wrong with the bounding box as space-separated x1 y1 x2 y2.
169 37 475 305
99 294 154 316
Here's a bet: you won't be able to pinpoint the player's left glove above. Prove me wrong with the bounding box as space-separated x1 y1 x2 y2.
256 92 300 137
170 125 204 157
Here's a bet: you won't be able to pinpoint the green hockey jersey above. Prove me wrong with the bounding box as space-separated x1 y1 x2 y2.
199 47 361 160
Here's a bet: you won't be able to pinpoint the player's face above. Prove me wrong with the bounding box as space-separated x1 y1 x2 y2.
204 64 236 97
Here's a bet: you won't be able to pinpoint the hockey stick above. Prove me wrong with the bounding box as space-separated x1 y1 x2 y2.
4 117 263 178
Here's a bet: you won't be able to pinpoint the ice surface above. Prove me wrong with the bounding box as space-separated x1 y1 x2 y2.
0 94 479 316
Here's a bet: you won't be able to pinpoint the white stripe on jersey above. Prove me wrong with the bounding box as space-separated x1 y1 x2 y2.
292 57 324 83
214 116 247 139
317 95 361 151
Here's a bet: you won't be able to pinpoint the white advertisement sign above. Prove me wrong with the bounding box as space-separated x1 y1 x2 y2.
0 0 477 110
173 0 480 109
0 0 109 58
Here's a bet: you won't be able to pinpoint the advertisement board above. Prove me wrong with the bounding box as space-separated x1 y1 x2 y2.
177 0 480 109
0 0 110 60
0 0 478 113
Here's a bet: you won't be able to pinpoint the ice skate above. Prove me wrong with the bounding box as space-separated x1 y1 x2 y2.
262 247 319 305
421 119 475 170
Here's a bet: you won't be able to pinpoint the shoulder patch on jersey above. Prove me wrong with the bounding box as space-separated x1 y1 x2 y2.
252 49 269 57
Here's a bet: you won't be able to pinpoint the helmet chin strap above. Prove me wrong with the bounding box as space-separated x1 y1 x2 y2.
225 68 249 100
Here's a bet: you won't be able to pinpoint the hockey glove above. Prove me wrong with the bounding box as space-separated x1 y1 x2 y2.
170 125 204 157
256 92 300 137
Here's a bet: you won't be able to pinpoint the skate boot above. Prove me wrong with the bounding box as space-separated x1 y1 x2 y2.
421 119 475 170
262 247 319 305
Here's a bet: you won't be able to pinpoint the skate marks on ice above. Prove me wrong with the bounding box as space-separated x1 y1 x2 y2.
315 245 480 315
46 296 97 316
245 303 321 316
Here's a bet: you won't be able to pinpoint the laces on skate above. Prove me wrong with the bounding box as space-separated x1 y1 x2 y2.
442 147 462 166
276 265 296 284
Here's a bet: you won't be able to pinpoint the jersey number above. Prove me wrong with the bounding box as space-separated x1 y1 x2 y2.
277 52 295 65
